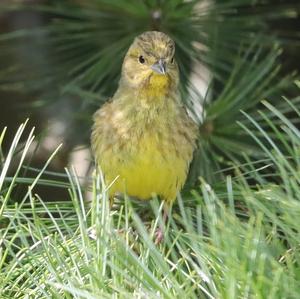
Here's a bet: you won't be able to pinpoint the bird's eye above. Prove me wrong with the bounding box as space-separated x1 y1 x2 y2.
170 57 174 64
139 56 145 64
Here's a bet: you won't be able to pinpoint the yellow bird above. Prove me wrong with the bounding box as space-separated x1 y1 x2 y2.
91 31 198 237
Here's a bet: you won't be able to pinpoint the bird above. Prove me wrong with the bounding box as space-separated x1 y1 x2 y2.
91 31 198 242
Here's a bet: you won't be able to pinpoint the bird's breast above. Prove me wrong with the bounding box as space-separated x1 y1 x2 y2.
109 129 188 202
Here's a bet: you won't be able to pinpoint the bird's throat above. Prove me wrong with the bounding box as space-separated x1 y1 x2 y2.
141 73 171 100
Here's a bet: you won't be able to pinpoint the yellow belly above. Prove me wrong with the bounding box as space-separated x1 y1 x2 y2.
101 136 187 203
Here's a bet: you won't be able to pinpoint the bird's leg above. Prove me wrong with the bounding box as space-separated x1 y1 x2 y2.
154 204 169 245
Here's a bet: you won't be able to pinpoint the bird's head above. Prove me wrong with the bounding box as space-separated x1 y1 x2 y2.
120 31 179 92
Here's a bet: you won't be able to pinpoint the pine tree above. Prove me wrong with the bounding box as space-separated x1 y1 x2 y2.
1 1 300 298
0 0 299 184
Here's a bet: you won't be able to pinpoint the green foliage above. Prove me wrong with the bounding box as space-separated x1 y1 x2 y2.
0 0 299 181
1 88 300 298
0 2 299 295
189 44 297 183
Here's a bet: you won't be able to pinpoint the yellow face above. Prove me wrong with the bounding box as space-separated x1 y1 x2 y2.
121 31 179 90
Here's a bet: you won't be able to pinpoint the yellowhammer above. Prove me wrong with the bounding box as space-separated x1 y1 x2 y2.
91 31 198 240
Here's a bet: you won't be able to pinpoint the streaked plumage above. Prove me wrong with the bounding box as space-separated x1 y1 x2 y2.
91 31 197 204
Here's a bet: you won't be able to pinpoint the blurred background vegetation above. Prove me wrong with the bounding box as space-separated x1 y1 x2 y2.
1 1 300 298
0 0 299 195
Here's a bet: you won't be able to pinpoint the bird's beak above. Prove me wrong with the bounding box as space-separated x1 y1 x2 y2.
151 59 166 75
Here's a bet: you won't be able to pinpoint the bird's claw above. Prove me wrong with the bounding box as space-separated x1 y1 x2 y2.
154 227 164 245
